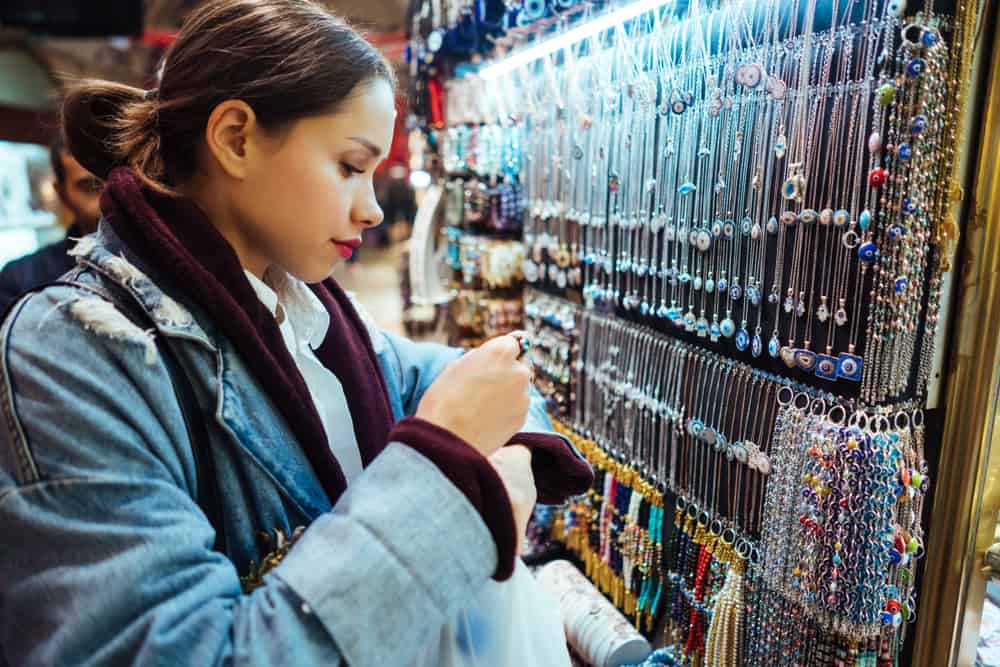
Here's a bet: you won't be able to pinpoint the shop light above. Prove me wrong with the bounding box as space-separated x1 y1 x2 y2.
478 0 673 80
409 169 432 189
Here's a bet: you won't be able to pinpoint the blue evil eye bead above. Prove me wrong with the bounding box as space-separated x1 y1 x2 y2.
768 334 781 358
837 352 863 381
895 276 908 293
897 143 913 160
717 277 728 292
730 283 743 300
833 209 850 227
887 0 906 17
888 224 905 239
640 301 650 316
859 209 872 231
722 220 736 238
906 58 927 77
752 333 763 358
735 327 750 350
795 349 817 372
799 209 818 224
910 114 928 134
766 216 779 234
815 354 839 380
709 322 721 340
679 271 692 284
747 285 761 306
902 197 918 215
678 181 697 195
705 278 715 293
922 28 940 47
888 548 903 565
741 217 753 236
859 242 879 263
696 317 709 337
720 317 736 338
774 134 787 159
781 179 799 200
693 275 703 291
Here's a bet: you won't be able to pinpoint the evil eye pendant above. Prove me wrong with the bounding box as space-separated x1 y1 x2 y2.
751 333 763 358
781 211 798 226
815 355 838 381
911 114 928 134
696 229 713 252
799 209 818 224
794 349 818 372
877 83 896 106
678 181 697 196
736 62 764 88
670 90 686 115
766 217 779 234
859 241 879 263
859 209 872 231
902 197 918 215
833 209 850 227
837 353 863 381
768 333 781 358
819 208 834 225
897 143 913 161
887 0 906 17
735 327 750 351
906 58 927 77
774 134 787 159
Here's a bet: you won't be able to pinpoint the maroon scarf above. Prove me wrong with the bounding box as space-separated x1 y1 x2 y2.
100 168 393 504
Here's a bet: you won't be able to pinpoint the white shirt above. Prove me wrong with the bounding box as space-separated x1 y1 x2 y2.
244 269 364 484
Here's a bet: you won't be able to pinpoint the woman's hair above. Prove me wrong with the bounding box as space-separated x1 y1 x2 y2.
62 0 396 192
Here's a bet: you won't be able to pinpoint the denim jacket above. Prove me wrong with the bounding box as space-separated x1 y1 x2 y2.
0 223 580 666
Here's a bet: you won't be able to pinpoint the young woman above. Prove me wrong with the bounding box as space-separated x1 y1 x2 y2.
0 1 592 664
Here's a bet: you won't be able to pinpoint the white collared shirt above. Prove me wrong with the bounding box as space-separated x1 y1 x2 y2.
244 269 364 484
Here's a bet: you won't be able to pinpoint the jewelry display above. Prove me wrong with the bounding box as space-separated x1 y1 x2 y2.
525 289 579 418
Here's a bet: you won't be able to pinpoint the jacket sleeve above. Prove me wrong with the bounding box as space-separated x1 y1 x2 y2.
382 332 593 505
0 289 499 667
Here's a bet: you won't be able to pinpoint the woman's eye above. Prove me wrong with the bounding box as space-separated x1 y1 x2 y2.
340 162 364 177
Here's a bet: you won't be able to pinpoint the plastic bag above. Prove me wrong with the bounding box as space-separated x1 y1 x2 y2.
409 559 571 667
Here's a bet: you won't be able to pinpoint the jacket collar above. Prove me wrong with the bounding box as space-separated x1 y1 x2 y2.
97 168 395 506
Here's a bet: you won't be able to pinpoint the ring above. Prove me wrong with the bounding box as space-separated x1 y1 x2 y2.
509 331 531 360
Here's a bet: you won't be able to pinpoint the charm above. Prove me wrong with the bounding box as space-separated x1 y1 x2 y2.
906 58 927 77
705 278 715 293
782 166 806 201
895 276 908 293
798 209 818 224
922 28 940 47
768 333 781 358
877 83 896 106
835 307 848 326
696 316 709 338
717 277 728 292
712 220 724 238
730 283 743 300
784 293 795 313
868 132 882 153
815 354 839 381
722 221 736 238
859 242 879 263
910 114 928 134
887 0 906 16
678 181 697 196
608 173 620 193
837 353 863 381
888 224 905 239
657 101 670 116
781 211 798 226
819 208 834 225
794 349 817 372
693 275 703 291
736 62 764 88
695 229 713 252
774 133 787 159
766 76 787 100
779 346 796 368
766 216 779 234
669 90 686 115
859 209 872 231
735 326 749 350
682 91 695 107
751 221 763 240
868 168 888 188
752 333 763 357
709 321 721 342
833 209 850 227
741 217 753 236
747 285 761 306
902 197 918 215
897 143 913 160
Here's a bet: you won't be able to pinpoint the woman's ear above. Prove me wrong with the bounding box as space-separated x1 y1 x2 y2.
203 100 258 180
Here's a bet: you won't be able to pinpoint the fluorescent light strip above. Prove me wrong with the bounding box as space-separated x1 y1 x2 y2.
479 0 674 80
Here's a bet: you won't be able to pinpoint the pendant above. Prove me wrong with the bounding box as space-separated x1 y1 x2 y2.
709 321 721 342
705 278 715 293
897 143 913 161
711 220 723 238
819 208 834 225
717 277 728 292
815 354 839 381
678 181 697 196
868 168 888 189
817 302 830 322
722 221 736 238
766 76 787 100
910 114 928 134
859 242 879 263
720 317 736 338
684 310 696 332
752 333 763 357
859 209 872 231
572 143 584 160
796 300 806 317
696 316 709 338
837 353 863 381
732 442 749 464
895 276 908 293
657 101 670 116
768 333 781 358
784 294 795 313
780 210 798 226
523 260 539 283
887 0 906 16
657 302 669 318
906 58 927 77
888 224 905 239
695 229 713 252
781 173 805 201
779 346 796 368
692 275 703 291
735 327 749 351
902 197 917 215
794 349 817 372
751 221 763 240
877 83 896 106
833 209 850 227
768 288 779 305
774 134 787 159
736 62 764 88
730 283 743 300
868 132 882 153
799 209 818 224
835 307 848 326
766 217 779 235
556 269 568 289
747 285 761 306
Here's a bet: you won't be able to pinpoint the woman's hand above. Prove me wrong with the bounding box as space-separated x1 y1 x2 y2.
489 445 537 553
416 334 531 458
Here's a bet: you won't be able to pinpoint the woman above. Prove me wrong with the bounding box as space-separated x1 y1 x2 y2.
0 1 592 664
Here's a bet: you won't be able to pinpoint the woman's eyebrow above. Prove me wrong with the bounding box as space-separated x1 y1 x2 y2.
348 136 383 158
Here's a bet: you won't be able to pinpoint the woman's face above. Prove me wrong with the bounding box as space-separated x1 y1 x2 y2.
233 78 395 283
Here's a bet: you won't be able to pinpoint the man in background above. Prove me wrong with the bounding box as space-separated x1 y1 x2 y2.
0 137 102 313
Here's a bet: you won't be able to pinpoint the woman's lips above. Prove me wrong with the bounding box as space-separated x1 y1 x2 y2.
331 238 362 259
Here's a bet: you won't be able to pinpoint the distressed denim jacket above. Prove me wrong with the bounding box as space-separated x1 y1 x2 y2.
0 223 583 666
